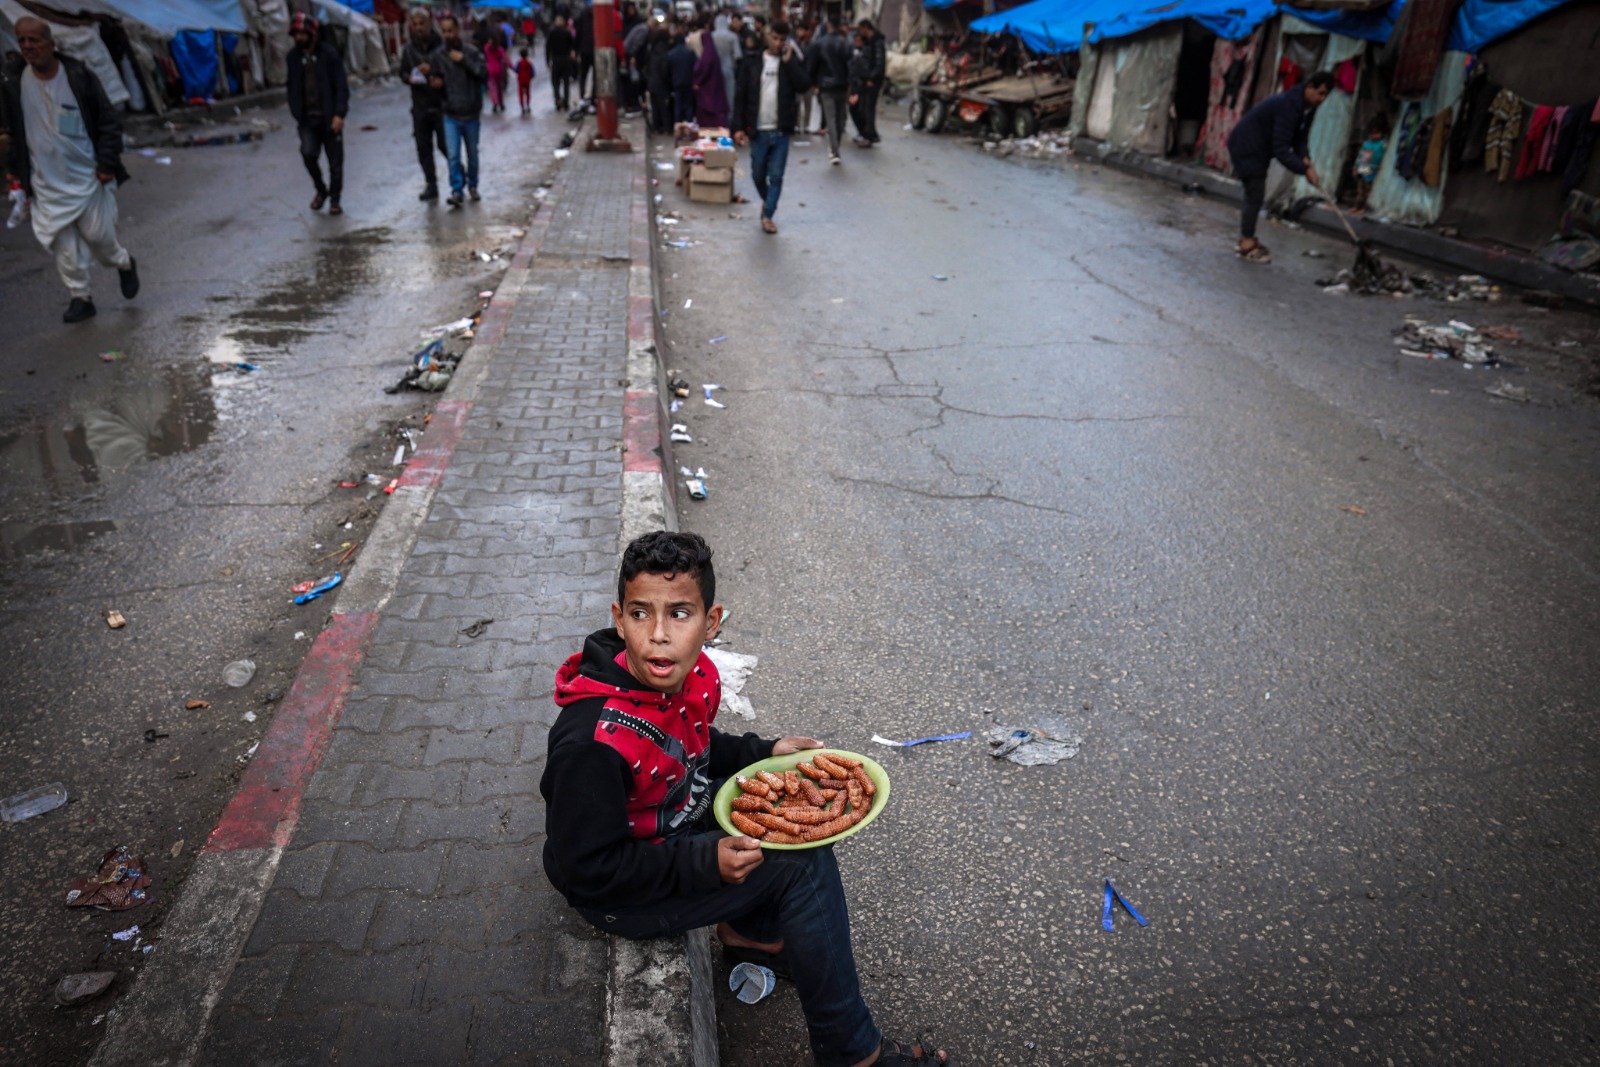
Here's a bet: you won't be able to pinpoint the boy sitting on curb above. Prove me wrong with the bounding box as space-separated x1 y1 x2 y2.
541 531 951 1066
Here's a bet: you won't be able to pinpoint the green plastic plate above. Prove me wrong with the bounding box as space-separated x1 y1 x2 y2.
713 749 891 850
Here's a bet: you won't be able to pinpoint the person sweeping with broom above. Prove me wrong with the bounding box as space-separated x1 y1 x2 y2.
1227 71 1334 263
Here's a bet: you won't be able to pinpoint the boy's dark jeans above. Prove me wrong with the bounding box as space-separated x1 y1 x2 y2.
577 835 882 1066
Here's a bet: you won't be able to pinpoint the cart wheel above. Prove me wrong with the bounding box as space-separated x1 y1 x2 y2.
909 94 928 130
1013 108 1040 139
925 96 949 133
987 104 1012 141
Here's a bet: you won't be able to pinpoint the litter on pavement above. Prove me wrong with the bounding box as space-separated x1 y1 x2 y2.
222 659 256 687
1 781 68 823
729 962 776 1004
1102 879 1148 931
685 475 709 499
704 646 759 719
55 971 115 1008
1485 381 1530 402
871 732 972 747
985 725 1083 766
185 700 208 710
292 573 342 605
111 925 140 941
64 848 152 911
460 618 494 638
104 609 126 629
670 423 693 443
1393 318 1497 365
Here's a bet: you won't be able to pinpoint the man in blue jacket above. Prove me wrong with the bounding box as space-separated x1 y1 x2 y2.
285 13 350 214
1226 71 1333 262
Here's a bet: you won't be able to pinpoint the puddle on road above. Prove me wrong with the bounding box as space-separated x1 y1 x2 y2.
224 226 389 349
0 364 219 549
0 519 117 562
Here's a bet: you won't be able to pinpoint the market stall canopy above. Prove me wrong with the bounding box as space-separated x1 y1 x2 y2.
66 0 248 34
1280 0 1572 51
1088 0 1279 43
969 0 1128 52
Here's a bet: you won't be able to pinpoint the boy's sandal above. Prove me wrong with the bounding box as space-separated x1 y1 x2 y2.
1238 244 1271 263
877 1036 952 1065
721 943 793 980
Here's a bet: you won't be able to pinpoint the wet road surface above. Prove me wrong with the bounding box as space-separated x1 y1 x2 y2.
0 81 562 1064
651 110 1600 1064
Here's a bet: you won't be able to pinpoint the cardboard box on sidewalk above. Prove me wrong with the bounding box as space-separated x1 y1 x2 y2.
699 144 737 169
687 164 733 204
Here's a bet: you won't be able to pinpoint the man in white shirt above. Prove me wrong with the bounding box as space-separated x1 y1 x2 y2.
2 16 138 323
731 20 810 235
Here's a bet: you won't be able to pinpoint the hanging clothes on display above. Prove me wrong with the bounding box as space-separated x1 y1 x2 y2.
1449 69 1495 169
1333 57 1358 94
1484 88 1523 182
1422 109 1452 187
1390 0 1464 99
1551 104 1586 173
1514 104 1556 180
1562 107 1600 197
1538 106 1569 172
1393 104 1425 179
1279 57 1302 90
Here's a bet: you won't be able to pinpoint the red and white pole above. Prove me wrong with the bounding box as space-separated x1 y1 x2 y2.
588 0 631 150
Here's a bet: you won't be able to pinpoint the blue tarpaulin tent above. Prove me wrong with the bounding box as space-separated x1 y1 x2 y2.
969 0 1127 52
1088 0 1279 43
92 0 247 34
1284 0 1571 52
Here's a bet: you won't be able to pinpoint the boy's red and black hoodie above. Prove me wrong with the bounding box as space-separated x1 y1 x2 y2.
541 628 773 909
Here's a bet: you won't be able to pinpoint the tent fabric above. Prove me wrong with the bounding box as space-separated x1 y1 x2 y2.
1447 0 1568 52
1089 0 1279 44
170 28 221 98
1082 22 1185 151
68 0 248 35
1196 26 1266 170
1366 48 1471 223
1281 0 1405 41
969 0 1127 53
1274 33 1367 207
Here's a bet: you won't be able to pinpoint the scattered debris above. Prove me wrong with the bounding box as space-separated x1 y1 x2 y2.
1340 505 1368 516
169 840 184 859
99 350 123 362
185 699 209 710
669 376 690 398
242 711 257 723
707 336 727 344
984 725 1083 766
729 962 776 1004
685 474 709 499
1 781 68 823
1102 879 1148 931
1522 289 1565 310
704 646 759 719
64 848 152 911
222 659 257 688
104 609 126 629
870 732 972 747
1484 381 1530 402
460 618 495 639
292 573 342 605
143 728 168 743
55 972 115 1008
111 925 140 941
1392 318 1497 365
1302 249 1328 258
932 274 949 281
670 423 693 443
1479 324 1522 342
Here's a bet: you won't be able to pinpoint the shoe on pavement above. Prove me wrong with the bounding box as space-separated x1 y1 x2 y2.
63 297 96 323
328 199 343 216
118 257 140 299
420 185 439 201
447 191 464 207
468 187 481 202
761 217 778 235
829 153 840 165
310 192 327 211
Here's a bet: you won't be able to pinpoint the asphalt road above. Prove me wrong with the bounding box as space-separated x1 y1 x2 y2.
652 110 1600 1064
0 82 560 1065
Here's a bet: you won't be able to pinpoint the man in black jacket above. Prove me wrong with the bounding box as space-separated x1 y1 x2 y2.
545 15 576 111
429 14 488 207
805 18 851 163
848 19 885 147
732 20 810 235
3 16 138 323
398 6 446 201
1226 71 1333 262
285 13 349 214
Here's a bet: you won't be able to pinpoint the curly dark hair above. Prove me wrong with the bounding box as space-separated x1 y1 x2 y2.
617 531 715 608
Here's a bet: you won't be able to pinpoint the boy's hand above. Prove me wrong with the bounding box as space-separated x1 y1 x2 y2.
772 736 824 756
718 836 764 884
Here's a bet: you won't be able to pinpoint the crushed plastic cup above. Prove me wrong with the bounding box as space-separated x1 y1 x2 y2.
729 962 776 1004
222 660 257 688
1 781 68 823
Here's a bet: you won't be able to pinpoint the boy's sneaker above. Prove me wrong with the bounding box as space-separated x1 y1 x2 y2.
468 187 481 202
829 153 841 165
447 191 464 207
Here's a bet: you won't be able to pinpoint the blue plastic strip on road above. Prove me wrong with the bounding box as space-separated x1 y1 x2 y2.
1102 879 1148 931
902 732 972 746
292 573 342 605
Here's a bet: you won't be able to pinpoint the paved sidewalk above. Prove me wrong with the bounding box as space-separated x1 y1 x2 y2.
187 128 653 1067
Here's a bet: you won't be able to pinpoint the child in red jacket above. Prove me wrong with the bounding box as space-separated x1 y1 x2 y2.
515 47 535 115
541 531 950 1066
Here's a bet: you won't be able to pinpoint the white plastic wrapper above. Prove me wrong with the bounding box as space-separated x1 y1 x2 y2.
705 646 759 720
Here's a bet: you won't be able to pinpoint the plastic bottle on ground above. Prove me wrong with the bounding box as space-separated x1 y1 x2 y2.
1 781 68 823
223 659 257 688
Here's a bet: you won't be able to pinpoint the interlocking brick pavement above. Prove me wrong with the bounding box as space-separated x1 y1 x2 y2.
195 137 642 1067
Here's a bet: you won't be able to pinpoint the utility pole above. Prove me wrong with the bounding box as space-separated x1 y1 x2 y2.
588 0 633 151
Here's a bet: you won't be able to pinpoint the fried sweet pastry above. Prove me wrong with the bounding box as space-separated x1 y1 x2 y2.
731 753 880 847
757 770 788 793
736 775 772 799
732 795 772 813
751 812 805 835
730 811 769 837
